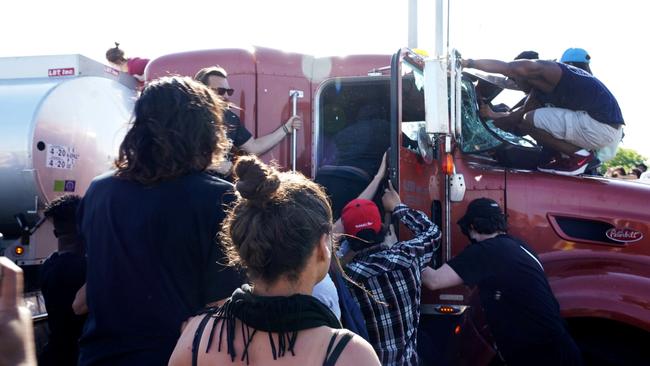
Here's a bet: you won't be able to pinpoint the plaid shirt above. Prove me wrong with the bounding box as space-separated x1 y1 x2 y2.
345 204 441 366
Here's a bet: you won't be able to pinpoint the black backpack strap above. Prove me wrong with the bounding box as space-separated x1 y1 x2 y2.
323 331 354 366
191 310 216 366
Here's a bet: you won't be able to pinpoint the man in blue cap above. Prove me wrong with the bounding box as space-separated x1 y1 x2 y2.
561 48 592 74
463 55 623 175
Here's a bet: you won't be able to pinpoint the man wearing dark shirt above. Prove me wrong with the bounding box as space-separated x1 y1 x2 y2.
422 198 582 365
39 195 86 366
194 66 302 178
77 77 244 365
464 58 624 175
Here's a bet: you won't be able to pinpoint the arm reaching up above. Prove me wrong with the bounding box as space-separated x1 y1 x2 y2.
333 152 388 233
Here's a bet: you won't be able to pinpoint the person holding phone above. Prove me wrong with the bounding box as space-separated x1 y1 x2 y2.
338 168 441 365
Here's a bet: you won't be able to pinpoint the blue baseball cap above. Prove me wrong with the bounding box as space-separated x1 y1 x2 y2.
561 48 591 63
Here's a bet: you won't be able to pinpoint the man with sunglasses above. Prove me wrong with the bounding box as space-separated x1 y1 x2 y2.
195 66 302 178
39 195 87 366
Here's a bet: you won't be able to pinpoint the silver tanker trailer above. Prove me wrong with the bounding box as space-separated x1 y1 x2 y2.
0 54 137 321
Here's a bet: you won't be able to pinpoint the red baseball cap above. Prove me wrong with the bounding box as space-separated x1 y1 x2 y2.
341 199 382 236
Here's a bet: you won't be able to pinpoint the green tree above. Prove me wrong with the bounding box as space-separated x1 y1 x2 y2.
601 147 648 175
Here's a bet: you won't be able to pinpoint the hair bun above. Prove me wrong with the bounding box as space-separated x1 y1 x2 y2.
234 156 280 202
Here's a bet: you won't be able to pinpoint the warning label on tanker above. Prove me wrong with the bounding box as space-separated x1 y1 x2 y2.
46 144 79 170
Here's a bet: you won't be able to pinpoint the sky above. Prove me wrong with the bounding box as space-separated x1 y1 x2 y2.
2 0 648 159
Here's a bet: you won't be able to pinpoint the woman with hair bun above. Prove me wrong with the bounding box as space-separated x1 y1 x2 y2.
169 156 380 366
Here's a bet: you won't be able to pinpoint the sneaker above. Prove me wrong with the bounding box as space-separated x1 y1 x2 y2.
584 157 603 176
538 148 561 166
537 151 595 176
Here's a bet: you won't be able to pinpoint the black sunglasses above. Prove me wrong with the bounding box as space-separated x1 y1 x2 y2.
214 87 234 96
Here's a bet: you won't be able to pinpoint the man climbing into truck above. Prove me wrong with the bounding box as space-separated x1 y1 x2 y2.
463 57 624 175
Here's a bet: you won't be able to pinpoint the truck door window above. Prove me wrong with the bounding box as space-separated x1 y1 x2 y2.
316 77 391 170
400 62 425 153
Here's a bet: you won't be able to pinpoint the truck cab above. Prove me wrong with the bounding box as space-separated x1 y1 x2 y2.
390 48 650 365
147 45 650 364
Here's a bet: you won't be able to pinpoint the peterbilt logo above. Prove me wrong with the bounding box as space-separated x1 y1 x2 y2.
606 228 644 243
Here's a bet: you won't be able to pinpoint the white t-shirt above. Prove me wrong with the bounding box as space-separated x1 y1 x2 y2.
312 272 341 320
640 171 650 180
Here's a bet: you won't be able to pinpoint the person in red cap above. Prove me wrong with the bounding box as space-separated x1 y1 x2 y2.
422 198 582 366
340 177 441 366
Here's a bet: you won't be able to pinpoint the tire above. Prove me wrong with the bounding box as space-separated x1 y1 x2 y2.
567 318 650 366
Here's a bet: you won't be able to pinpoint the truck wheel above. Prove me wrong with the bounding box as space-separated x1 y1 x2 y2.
567 317 650 366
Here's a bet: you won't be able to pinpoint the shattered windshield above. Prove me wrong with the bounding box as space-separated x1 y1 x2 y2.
460 79 502 153
459 78 537 153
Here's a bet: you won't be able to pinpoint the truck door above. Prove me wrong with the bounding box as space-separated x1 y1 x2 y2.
388 49 441 263
390 48 505 365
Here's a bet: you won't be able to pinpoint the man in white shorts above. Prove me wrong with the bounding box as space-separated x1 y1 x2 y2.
464 57 624 175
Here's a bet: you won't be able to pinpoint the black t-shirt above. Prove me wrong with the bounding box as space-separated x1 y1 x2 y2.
447 234 580 365
77 172 244 365
224 109 253 148
39 251 87 364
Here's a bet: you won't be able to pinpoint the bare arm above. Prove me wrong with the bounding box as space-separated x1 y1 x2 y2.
463 59 559 92
480 104 510 120
72 283 88 315
333 152 388 233
357 152 388 201
463 59 545 80
421 264 464 291
240 115 303 155
0 257 37 366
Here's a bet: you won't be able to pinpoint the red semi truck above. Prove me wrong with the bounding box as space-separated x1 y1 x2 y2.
147 45 650 365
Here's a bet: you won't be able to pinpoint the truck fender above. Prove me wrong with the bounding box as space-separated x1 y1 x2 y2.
542 251 650 332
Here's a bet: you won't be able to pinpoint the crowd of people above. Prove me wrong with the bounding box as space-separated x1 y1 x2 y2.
604 163 649 182
0 47 611 366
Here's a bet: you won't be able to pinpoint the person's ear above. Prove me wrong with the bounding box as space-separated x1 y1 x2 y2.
317 233 331 261
466 224 477 238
